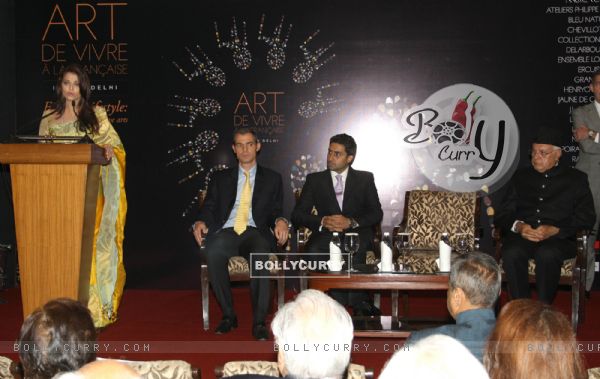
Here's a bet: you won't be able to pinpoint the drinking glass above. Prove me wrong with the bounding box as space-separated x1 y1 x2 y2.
394 232 412 272
455 233 470 255
344 233 360 272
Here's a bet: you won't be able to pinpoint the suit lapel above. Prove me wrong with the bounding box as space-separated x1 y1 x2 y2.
325 170 342 213
586 103 600 131
342 168 355 212
253 165 264 209
225 168 238 216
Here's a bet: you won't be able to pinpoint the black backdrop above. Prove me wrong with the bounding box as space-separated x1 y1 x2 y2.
1 0 597 288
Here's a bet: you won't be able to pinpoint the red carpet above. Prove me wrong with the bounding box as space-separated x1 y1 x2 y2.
1 287 599 378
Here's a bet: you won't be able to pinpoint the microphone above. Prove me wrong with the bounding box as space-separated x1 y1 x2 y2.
9 109 57 140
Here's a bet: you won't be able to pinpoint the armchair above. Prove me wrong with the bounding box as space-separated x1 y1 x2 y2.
493 228 588 332
197 190 286 331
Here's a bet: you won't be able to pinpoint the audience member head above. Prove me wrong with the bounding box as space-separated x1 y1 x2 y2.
484 299 586 379
53 359 141 379
271 289 353 379
17 298 96 379
447 252 501 318
379 334 489 379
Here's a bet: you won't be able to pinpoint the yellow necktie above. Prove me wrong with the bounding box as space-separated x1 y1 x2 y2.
234 171 251 235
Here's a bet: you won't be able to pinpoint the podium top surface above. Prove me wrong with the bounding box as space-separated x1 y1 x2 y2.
0 144 109 165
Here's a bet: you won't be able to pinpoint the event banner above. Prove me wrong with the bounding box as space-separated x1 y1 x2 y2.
12 0 599 280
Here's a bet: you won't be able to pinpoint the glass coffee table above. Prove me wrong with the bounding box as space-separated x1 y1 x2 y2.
308 271 451 337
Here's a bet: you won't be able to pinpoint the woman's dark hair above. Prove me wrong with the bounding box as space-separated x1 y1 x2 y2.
17 298 97 379
55 63 99 134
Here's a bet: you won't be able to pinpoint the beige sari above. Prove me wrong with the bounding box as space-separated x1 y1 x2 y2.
39 106 127 327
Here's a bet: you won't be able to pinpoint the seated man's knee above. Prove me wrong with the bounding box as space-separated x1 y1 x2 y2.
534 246 564 265
501 245 525 264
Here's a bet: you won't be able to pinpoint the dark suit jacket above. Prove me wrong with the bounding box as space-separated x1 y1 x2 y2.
291 167 383 252
197 165 284 244
495 164 595 239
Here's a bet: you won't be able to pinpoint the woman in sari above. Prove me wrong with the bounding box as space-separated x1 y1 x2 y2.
39 63 127 328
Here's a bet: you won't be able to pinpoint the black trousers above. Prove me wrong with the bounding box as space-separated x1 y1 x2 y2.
205 227 272 324
304 232 370 308
501 234 575 304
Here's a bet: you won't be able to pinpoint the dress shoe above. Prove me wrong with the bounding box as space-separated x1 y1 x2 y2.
215 316 238 334
353 301 382 317
253 323 269 341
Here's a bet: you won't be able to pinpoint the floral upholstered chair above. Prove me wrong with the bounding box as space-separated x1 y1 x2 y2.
394 190 479 274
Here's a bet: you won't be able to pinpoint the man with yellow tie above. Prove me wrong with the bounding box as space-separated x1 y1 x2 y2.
192 128 289 340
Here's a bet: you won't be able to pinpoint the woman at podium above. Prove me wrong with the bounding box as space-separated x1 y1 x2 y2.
38 63 127 328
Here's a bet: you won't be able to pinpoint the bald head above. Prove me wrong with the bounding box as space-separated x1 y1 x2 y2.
75 360 141 379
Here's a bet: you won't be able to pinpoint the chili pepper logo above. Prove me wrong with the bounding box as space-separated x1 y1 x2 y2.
431 91 482 145
451 90 481 143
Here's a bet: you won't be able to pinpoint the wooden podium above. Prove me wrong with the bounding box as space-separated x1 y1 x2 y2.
0 144 108 318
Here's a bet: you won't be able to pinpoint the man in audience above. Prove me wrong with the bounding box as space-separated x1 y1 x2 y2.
272 289 354 379
406 252 500 362
380 335 489 379
292 133 383 316
496 129 596 304
572 68 600 293
16 298 97 379
192 127 289 340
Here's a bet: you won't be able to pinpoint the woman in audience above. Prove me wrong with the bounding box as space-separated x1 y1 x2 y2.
16 298 97 379
39 63 127 328
484 299 586 379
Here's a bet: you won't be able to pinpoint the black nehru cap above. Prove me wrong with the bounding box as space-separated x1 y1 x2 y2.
532 126 563 148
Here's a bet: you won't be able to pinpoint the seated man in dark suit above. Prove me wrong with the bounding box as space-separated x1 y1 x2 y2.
406 252 501 362
192 127 289 340
291 133 383 316
496 129 596 304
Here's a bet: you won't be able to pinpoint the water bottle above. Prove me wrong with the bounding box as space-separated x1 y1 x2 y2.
438 232 451 272
328 232 343 271
440 232 450 246
380 232 393 272
382 232 392 248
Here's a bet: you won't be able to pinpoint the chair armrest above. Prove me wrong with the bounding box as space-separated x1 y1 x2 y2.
198 242 207 266
393 222 408 234
576 230 591 269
